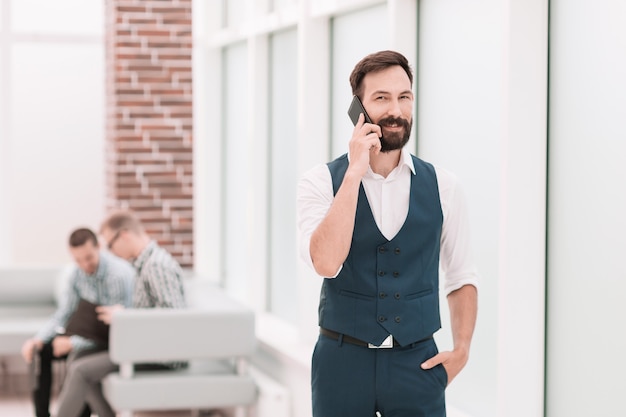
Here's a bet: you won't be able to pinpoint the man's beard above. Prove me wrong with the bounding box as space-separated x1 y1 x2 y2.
377 116 412 152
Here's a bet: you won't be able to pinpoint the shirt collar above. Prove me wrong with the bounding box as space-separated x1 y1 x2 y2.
356 147 415 179
365 148 415 181
399 147 416 175
132 240 157 271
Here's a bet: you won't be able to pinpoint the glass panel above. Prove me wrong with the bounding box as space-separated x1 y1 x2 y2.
12 0 103 35
222 42 248 302
547 1 626 415
268 28 298 323
330 4 388 158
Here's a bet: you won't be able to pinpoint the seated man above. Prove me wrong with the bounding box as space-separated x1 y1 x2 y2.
20 227 135 417
54 210 187 417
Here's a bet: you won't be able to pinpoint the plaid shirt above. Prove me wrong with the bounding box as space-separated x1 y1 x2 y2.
131 240 187 369
35 251 135 351
131 240 186 309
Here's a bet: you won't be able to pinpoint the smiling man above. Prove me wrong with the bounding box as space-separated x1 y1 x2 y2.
297 50 479 417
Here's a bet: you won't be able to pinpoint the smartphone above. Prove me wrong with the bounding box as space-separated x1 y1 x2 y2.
347 95 373 126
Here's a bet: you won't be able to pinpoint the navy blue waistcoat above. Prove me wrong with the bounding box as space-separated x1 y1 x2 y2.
318 153 443 346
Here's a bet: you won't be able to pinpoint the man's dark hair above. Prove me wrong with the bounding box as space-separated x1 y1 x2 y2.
349 50 413 99
69 228 99 248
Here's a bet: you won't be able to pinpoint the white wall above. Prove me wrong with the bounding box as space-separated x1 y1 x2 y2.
0 0 105 266
547 1 626 415
0 0 12 264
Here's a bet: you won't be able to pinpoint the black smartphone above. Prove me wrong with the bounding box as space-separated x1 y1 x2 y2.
347 95 373 126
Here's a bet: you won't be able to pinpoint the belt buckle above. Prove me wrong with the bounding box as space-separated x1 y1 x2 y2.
368 335 393 349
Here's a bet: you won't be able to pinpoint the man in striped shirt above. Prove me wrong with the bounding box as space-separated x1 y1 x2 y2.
20 228 135 417
99 210 187 310
54 210 186 417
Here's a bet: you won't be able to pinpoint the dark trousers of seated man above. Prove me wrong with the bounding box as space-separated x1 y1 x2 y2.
34 341 92 417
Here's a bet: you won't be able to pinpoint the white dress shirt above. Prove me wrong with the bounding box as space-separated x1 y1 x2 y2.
297 148 479 295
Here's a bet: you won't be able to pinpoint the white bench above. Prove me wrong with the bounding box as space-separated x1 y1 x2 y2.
102 280 258 417
0 267 65 356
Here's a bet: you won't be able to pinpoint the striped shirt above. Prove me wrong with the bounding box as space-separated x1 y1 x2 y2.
131 240 186 309
131 240 187 369
35 251 135 351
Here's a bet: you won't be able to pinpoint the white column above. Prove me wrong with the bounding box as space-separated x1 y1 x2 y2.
192 0 221 281
296 0 330 342
497 1 548 416
246 30 270 311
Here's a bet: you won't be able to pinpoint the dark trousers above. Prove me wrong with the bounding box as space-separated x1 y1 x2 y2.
33 341 92 417
311 333 447 417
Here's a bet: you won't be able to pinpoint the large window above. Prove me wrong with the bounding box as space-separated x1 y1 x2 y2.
330 4 389 157
221 42 249 303
201 0 417 332
268 28 298 321
204 0 409 324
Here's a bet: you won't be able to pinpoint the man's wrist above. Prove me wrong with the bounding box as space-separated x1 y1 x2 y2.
342 170 363 188
453 343 470 359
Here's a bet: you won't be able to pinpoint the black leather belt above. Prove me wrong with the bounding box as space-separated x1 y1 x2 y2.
320 327 400 348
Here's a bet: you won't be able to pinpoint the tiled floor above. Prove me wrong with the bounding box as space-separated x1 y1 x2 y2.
0 395 34 416
0 394 222 416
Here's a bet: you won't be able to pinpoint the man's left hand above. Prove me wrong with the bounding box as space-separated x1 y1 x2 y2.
420 348 469 386
52 336 73 357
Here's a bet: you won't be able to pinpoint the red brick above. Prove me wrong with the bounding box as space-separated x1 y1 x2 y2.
128 17 159 25
115 40 142 48
107 0 193 266
117 6 147 13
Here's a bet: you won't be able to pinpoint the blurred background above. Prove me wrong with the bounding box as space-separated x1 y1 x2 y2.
0 0 625 416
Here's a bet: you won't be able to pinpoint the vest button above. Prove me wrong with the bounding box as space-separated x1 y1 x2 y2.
378 270 386 277
379 246 387 254
394 293 401 299
394 247 401 254
378 316 386 322
395 316 401 323
379 292 387 299
393 271 400 277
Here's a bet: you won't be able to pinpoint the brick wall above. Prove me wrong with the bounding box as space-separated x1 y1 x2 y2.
105 0 193 267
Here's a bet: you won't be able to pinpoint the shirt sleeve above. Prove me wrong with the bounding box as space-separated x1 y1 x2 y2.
436 167 480 295
296 163 342 278
35 268 81 342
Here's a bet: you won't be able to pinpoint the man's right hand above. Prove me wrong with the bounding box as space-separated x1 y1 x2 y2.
21 338 43 364
347 113 382 178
